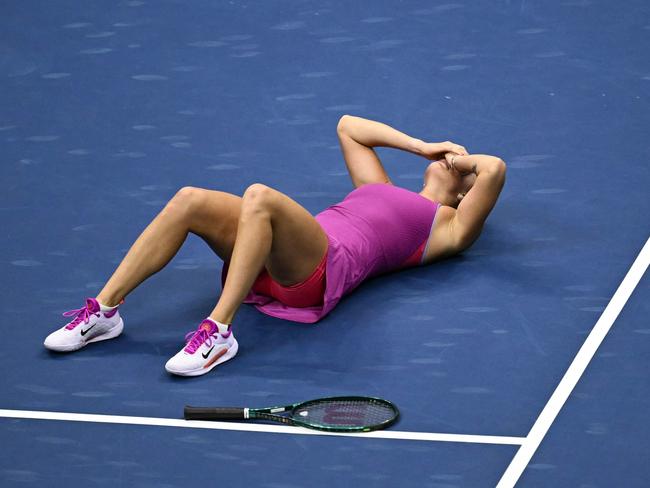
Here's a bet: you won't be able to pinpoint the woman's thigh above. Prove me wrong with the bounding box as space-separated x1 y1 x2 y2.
242 184 329 287
185 185 328 287
182 187 243 262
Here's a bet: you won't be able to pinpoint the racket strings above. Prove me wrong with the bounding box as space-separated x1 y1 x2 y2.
296 399 396 427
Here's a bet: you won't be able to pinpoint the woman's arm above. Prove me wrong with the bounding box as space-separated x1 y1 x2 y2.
445 153 506 251
338 115 426 155
336 115 466 188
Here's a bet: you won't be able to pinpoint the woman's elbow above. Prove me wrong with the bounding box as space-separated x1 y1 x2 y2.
337 114 353 133
485 157 506 187
488 156 507 176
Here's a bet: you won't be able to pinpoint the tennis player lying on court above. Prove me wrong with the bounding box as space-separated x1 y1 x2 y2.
44 115 506 376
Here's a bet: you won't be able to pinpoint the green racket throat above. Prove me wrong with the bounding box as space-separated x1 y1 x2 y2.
184 396 399 432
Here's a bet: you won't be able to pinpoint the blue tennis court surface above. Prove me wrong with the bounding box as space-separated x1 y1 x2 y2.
522 272 650 486
1 1 649 486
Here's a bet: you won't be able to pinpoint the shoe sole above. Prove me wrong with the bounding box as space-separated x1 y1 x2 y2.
165 338 239 377
44 318 124 352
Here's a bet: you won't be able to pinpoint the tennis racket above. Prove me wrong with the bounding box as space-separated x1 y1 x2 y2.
184 395 399 432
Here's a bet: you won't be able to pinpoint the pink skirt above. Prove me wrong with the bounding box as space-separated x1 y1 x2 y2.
221 250 327 309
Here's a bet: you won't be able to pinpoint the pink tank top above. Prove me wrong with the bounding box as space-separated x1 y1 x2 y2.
234 183 441 323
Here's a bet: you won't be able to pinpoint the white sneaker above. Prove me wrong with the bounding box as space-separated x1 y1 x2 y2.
44 298 124 352
165 318 238 377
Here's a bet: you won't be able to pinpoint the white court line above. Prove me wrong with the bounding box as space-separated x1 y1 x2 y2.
497 236 650 488
0 409 524 446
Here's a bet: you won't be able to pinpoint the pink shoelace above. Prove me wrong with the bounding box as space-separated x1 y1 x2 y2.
184 324 218 354
63 305 98 330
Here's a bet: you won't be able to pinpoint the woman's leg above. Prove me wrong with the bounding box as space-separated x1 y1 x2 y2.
96 186 243 306
209 183 329 324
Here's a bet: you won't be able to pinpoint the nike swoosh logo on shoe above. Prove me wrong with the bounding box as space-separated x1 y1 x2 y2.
80 324 96 336
202 346 215 359
203 348 228 368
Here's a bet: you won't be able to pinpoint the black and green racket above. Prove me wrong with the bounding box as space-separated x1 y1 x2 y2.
184 395 399 432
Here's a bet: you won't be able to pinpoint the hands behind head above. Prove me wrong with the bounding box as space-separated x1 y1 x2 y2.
420 140 467 161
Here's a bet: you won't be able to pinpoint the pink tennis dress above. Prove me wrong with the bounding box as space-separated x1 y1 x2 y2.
221 183 441 323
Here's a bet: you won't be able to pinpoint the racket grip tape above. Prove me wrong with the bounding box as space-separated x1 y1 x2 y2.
184 406 249 421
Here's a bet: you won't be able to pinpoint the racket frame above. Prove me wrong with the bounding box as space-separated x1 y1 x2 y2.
185 395 399 432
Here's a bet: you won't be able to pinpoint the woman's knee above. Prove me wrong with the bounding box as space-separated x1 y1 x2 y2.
242 183 275 213
163 186 205 217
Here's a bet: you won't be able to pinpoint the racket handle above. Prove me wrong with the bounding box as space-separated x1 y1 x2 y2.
184 405 247 421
